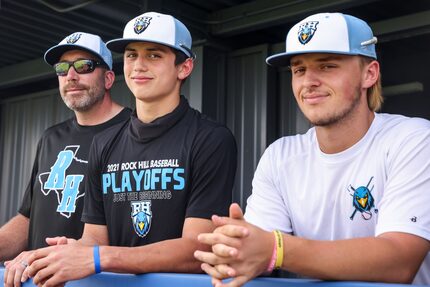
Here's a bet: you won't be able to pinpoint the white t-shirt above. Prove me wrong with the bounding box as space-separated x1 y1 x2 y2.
245 113 430 285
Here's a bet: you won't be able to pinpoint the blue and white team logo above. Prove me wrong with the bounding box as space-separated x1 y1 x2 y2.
134 16 152 34
297 21 319 45
39 145 87 218
348 176 378 220
131 201 152 238
66 33 82 44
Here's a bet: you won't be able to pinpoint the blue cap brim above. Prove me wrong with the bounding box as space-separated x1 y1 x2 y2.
266 50 376 67
106 38 194 59
266 52 293 67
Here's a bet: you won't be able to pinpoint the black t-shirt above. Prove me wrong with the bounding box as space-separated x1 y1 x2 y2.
82 96 237 246
19 108 132 249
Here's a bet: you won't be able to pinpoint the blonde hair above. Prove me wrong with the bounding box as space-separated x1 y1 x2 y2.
360 56 383 112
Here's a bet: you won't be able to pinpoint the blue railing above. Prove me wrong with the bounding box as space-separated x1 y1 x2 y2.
0 267 414 286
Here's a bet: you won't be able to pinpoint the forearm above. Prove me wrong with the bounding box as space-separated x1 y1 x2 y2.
0 214 29 261
78 237 104 246
78 223 109 246
101 237 205 274
283 232 427 283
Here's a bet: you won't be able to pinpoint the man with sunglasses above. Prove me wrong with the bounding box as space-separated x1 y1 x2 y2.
24 12 237 287
1 32 131 287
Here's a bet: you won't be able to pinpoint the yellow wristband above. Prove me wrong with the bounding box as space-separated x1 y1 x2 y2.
273 230 283 269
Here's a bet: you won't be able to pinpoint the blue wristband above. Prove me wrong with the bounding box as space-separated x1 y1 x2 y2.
93 245 101 274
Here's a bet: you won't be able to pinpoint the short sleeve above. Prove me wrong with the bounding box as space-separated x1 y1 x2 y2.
185 126 237 219
244 143 292 233
81 138 106 225
376 122 430 240
18 139 43 218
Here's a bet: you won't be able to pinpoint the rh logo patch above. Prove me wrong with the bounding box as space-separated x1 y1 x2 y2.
39 145 87 218
134 16 152 34
131 201 152 237
297 21 319 45
66 33 82 44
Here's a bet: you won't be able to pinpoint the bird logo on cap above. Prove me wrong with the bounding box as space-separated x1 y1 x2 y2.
134 16 152 34
66 33 82 44
297 21 319 45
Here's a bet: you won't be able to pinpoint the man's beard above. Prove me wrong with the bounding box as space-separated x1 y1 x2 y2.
61 84 104 112
310 87 362 127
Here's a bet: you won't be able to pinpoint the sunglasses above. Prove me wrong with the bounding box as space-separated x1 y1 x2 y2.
54 59 106 76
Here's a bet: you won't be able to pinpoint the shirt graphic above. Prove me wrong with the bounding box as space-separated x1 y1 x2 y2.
348 176 378 220
38 145 86 218
103 158 184 238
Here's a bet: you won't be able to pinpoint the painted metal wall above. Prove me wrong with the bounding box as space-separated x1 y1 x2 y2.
0 90 73 225
225 44 270 207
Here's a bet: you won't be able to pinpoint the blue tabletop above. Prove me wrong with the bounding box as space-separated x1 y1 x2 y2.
0 267 414 287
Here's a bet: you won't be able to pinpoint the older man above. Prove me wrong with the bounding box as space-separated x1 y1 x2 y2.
1 32 131 287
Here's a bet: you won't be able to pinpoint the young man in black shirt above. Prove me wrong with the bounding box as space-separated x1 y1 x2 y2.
26 12 237 286
1 32 131 287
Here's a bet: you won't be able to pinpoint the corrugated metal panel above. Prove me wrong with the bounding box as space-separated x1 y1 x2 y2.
0 90 73 225
226 44 268 207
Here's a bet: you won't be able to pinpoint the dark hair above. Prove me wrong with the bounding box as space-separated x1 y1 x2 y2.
170 48 188 66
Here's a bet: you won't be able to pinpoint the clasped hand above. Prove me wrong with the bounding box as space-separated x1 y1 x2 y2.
194 203 273 287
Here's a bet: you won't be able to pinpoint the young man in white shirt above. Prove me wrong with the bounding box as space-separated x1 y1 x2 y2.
195 12 430 286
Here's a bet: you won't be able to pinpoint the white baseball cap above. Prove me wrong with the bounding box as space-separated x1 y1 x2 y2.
107 12 195 59
266 13 377 66
44 32 113 70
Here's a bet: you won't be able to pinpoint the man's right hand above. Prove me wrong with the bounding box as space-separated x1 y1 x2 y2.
4 250 33 287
